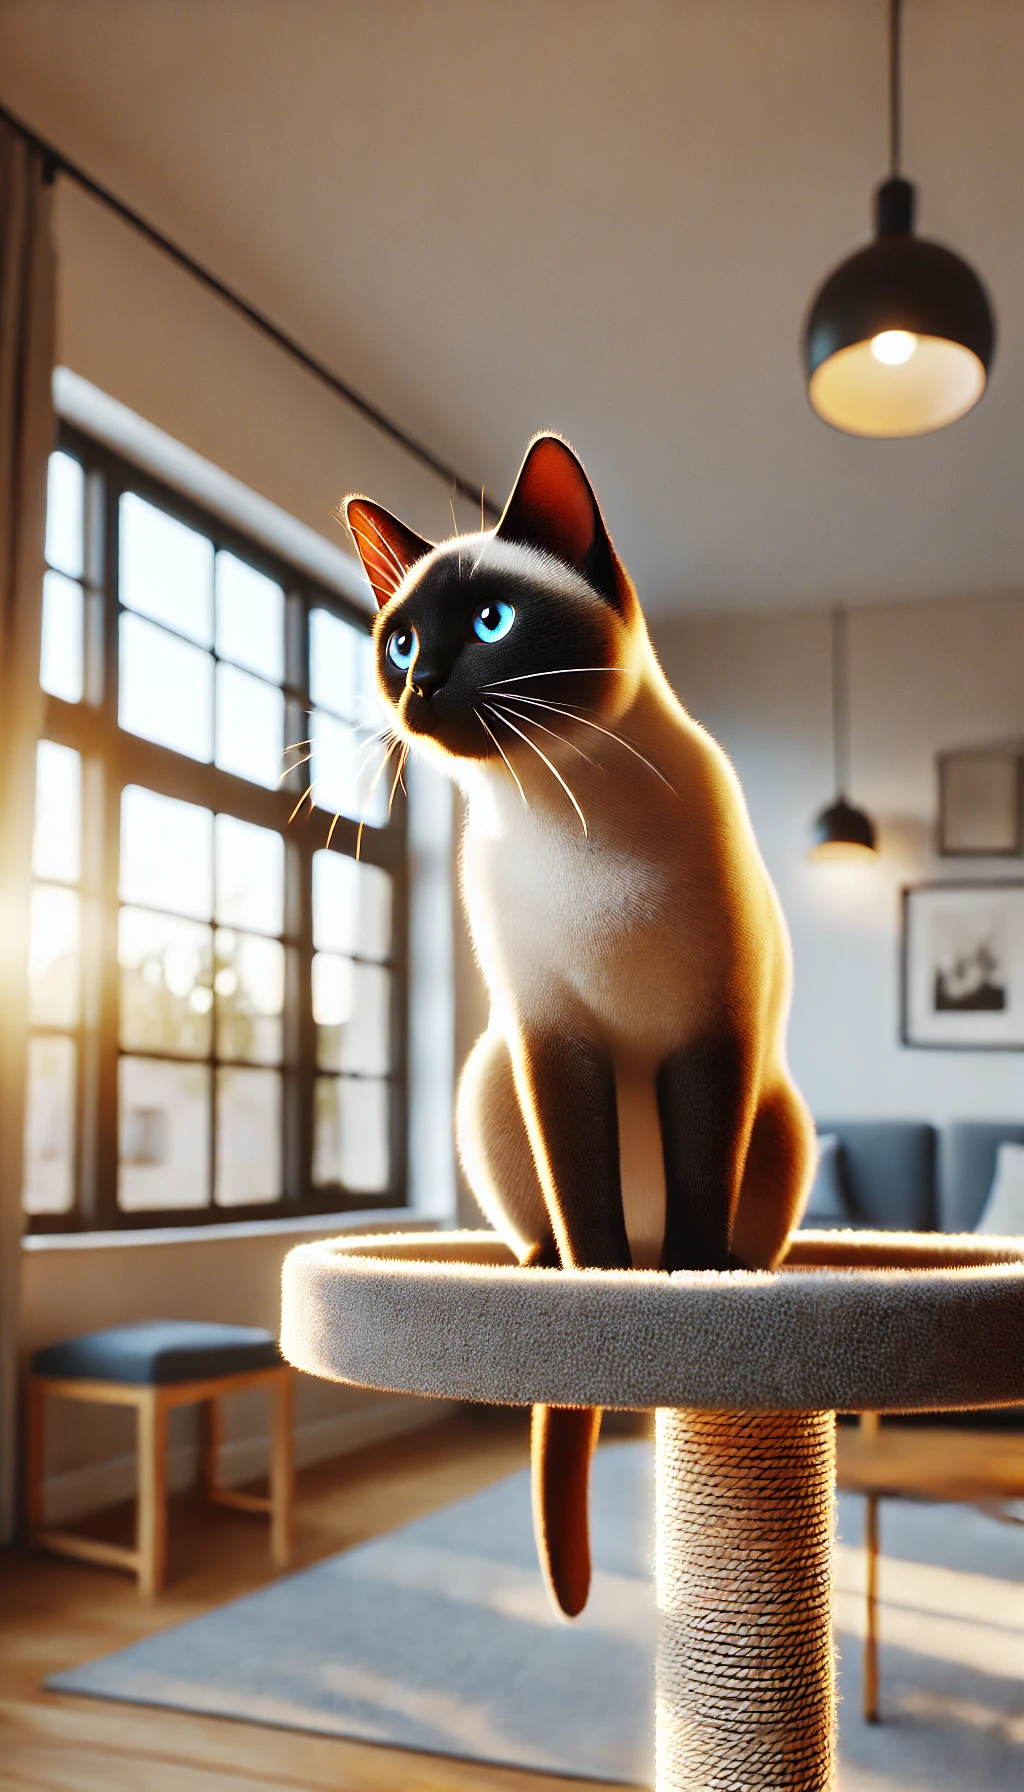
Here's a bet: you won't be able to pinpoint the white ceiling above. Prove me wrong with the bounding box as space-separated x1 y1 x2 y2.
2 0 1023 617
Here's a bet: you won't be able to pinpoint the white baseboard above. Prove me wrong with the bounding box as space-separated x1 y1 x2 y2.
41 1396 454 1526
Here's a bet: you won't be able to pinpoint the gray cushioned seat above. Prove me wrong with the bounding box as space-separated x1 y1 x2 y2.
32 1321 281 1385
814 1120 937 1230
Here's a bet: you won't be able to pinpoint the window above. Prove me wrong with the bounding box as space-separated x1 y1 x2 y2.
24 427 406 1229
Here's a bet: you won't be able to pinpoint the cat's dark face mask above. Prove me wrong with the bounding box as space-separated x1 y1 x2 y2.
343 435 638 767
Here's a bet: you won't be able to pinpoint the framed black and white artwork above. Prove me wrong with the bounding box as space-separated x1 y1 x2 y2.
938 749 1022 856
902 882 1024 1050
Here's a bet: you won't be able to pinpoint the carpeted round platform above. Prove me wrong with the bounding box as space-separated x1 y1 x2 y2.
281 1228 1024 1414
280 1227 1024 1792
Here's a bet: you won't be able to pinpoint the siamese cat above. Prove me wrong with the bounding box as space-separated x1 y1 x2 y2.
344 435 814 1618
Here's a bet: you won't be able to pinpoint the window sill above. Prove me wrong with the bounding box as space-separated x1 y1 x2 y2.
21 1208 439 1252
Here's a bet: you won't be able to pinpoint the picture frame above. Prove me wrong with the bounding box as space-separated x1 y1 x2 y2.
901 881 1024 1050
937 749 1022 857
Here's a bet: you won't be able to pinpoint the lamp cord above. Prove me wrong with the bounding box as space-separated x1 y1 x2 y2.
831 608 850 798
889 0 903 178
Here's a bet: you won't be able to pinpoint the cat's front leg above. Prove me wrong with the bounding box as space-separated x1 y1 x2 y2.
656 1034 754 1271
514 1026 631 1271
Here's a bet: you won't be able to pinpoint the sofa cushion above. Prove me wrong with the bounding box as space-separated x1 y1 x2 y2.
800 1134 851 1226
976 1141 1024 1236
941 1122 1024 1232
813 1121 937 1230
33 1321 281 1385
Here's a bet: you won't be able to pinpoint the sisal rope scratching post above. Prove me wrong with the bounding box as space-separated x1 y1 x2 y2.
281 1229 1024 1792
656 1409 834 1790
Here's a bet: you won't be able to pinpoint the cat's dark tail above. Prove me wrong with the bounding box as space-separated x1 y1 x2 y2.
531 1403 603 1618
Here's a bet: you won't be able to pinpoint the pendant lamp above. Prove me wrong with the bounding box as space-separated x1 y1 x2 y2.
804 0 995 437
810 610 877 860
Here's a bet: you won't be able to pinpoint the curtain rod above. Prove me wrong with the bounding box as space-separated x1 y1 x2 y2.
0 98 499 521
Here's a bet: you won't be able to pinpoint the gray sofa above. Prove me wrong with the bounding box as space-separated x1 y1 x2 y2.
813 1118 1024 1233
814 1118 1024 1428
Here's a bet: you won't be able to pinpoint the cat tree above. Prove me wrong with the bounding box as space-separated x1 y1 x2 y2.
281 1229 1024 1791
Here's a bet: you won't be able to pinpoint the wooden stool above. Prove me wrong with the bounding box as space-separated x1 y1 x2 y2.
26 1321 293 1595
280 1228 1024 1792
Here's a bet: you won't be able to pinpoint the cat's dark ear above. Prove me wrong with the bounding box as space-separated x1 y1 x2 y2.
343 498 433 610
495 434 625 610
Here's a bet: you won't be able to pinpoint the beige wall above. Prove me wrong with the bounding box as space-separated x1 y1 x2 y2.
653 594 1024 1124
22 1216 449 1523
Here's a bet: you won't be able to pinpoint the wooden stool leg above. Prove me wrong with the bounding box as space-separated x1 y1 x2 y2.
202 1396 222 1502
864 1492 881 1724
137 1388 169 1596
24 1378 47 1535
269 1369 293 1568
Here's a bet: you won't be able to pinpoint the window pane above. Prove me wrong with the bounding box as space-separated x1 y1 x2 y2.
313 1075 389 1191
309 607 376 721
216 552 284 682
118 1056 210 1210
310 709 389 826
215 662 284 789
29 885 80 1028
33 742 81 884
22 1035 76 1213
119 493 213 645
313 851 391 960
120 786 213 919
119 612 214 761
312 952 351 1070
119 908 213 1056
45 451 84 579
40 571 84 702
215 815 284 935
215 931 284 1064
313 955 390 1074
216 1067 281 1205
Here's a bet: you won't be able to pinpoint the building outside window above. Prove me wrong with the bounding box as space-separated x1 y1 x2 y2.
23 425 406 1230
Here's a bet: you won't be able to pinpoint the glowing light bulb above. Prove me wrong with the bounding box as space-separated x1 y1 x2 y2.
870 329 918 366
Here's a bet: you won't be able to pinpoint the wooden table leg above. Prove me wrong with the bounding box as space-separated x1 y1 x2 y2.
24 1378 47 1535
137 1388 169 1597
269 1368 293 1569
864 1492 881 1724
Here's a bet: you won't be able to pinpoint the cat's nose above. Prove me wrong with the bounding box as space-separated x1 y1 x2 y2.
410 671 442 701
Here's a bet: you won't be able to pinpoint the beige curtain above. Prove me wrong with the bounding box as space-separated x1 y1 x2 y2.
0 119 55 1543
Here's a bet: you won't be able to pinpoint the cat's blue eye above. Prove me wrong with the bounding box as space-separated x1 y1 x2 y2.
472 601 515 644
387 627 417 672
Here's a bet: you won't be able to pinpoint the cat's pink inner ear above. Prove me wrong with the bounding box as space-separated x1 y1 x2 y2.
497 437 596 572
344 499 432 610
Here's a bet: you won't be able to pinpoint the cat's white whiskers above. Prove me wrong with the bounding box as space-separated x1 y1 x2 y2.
498 693 679 797
449 494 463 580
489 699 598 767
355 737 400 862
483 703 588 837
475 707 529 809
278 751 314 784
481 667 626 688
387 743 409 820
287 782 318 824
325 811 341 849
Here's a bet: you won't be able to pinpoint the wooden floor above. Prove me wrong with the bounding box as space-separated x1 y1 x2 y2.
0 1410 620 1792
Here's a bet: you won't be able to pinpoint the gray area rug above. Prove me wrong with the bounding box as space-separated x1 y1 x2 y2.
49 1440 1024 1787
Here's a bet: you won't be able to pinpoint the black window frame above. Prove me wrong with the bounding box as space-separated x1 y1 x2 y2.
26 420 407 1233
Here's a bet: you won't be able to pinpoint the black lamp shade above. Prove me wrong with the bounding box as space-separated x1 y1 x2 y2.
805 180 996 437
810 796 878 860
